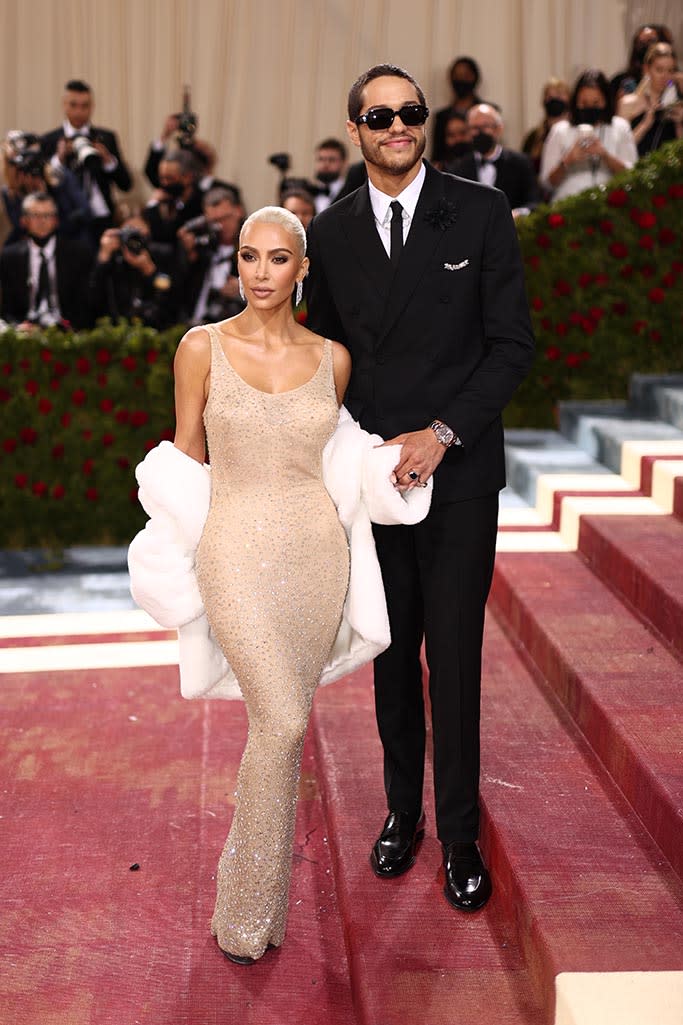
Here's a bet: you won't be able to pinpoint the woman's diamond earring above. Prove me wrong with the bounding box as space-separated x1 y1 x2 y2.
295 280 303 306
238 277 246 302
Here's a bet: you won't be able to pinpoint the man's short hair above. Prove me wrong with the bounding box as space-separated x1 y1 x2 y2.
161 148 200 179
65 79 91 94
203 185 240 208
22 191 57 215
316 137 347 160
347 64 426 121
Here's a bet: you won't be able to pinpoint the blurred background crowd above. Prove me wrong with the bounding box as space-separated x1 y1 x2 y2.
0 19 681 333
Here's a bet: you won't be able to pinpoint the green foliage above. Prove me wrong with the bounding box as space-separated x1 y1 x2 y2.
0 321 184 547
509 140 683 427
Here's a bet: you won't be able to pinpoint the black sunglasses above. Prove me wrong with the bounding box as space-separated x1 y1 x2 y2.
354 104 430 131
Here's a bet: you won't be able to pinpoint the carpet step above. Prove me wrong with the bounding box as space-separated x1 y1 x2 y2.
480 612 683 1024
312 668 545 1025
578 513 683 658
490 551 683 882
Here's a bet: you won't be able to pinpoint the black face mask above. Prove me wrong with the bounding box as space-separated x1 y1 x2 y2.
28 231 55 247
444 141 473 161
316 170 339 185
577 106 608 126
452 79 475 99
544 98 568 118
472 131 496 154
162 181 185 199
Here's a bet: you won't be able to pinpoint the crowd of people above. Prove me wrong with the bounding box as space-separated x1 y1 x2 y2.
1 23 681 333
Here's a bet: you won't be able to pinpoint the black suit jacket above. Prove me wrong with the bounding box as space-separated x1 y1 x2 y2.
89 241 180 328
444 149 540 211
305 162 535 503
0 238 93 328
41 125 132 215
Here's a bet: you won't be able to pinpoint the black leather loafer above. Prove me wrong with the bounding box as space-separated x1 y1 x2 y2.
370 810 425 878
442 841 492 912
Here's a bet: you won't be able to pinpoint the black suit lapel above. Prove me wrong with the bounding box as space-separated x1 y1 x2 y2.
340 184 393 295
376 163 452 346
18 243 31 316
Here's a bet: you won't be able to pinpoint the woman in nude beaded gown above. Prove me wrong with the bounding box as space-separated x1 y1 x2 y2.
172 207 351 965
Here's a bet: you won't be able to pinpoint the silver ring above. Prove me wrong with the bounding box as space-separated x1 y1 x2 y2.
408 470 419 481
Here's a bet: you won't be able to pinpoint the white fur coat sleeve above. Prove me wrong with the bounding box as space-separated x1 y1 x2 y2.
127 409 432 699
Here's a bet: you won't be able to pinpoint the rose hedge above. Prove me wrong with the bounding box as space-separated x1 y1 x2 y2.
1 142 682 547
508 139 683 426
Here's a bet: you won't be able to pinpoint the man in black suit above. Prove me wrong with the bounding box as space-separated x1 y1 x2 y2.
41 79 132 245
0 192 92 328
446 103 539 216
144 150 204 245
143 112 243 203
306 64 534 912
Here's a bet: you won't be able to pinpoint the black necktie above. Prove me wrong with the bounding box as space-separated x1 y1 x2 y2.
36 252 50 309
390 200 403 268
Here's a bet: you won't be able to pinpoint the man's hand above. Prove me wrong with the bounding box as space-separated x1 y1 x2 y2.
177 226 198 259
380 427 446 491
56 138 73 165
98 229 121 263
162 115 180 141
123 248 156 275
93 140 114 165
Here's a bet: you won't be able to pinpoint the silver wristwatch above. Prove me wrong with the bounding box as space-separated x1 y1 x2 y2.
429 419 461 448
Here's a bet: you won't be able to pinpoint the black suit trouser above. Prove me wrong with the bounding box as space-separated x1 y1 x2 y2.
372 492 499 844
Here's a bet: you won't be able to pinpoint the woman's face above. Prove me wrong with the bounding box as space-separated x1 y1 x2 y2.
647 55 675 93
238 221 307 308
282 196 315 230
576 85 607 110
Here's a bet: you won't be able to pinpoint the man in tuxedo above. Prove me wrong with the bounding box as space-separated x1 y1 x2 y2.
145 150 204 245
312 138 349 213
41 79 132 244
0 192 92 328
177 185 244 324
306 64 534 912
446 103 539 217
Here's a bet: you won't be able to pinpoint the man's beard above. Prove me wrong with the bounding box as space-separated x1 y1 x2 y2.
360 132 426 176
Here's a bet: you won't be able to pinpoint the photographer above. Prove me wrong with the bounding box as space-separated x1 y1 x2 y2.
2 131 91 247
177 186 244 324
144 112 243 201
89 213 179 329
312 137 349 212
145 149 204 245
0 191 92 329
41 79 132 245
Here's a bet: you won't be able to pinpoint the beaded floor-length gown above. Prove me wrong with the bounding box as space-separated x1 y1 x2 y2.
195 324 349 960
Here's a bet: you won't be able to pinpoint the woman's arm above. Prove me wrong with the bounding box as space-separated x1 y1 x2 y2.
173 326 211 463
331 341 352 407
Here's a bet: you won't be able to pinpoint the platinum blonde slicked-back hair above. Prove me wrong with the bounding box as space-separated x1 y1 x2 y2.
240 205 307 259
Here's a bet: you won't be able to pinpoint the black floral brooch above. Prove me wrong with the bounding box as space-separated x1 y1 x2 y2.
424 199 457 231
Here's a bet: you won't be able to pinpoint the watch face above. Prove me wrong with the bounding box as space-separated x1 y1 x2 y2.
433 422 454 446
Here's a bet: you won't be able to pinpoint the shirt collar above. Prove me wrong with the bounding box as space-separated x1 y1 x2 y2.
29 236 56 260
476 144 503 163
368 161 426 227
63 120 91 138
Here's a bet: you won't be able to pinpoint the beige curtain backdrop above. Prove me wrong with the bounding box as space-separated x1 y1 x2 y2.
1 0 668 213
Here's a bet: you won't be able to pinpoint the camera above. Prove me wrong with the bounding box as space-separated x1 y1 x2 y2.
71 134 101 168
176 86 198 149
183 214 220 252
11 148 46 178
119 227 148 255
269 152 291 174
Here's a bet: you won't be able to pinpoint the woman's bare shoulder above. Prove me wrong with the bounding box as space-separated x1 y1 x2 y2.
175 326 212 369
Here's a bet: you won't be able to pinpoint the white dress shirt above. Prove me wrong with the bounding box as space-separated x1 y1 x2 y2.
475 144 503 188
192 244 235 322
27 236 62 323
314 176 346 214
539 117 637 201
59 120 116 218
368 161 426 257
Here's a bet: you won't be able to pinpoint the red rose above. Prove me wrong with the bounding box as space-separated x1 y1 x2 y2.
652 194 667 208
565 353 582 368
662 272 677 287
97 373 108 387
86 487 99 501
40 349 53 363
115 409 130 424
102 433 115 447
38 397 52 414
553 279 571 297
49 378 61 391
76 357 91 374
130 410 149 427
527 255 540 270
71 388 86 406
578 272 593 288
2 438 17 453
540 317 552 330
60 412 72 428
639 234 654 250
32 480 47 497
619 264 634 278
15 473 28 488
100 398 114 412
82 429 93 441
122 355 137 371
609 241 628 258
668 183 683 199
637 211 657 229
545 346 562 360
82 458 95 475
580 317 595 335
536 233 551 249
594 272 609 286
20 427 37 444
569 311 583 325
632 320 648 334
96 348 111 365
673 261 683 273
599 220 613 235
117 456 130 470
52 483 65 499
639 264 655 278
612 301 628 315
584 226 595 235
588 307 604 321
607 188 629 207
579 350 591 363
51 444 64 459
146 350 159 364
53 360 68 376
0 388 11 403
555 323 568 336
659 228 675 245
531 296 544 310
547 213 565 228
25 379 39 396
650 330 662 342
648 287 666 303
144 439 156 451
2 363 12 375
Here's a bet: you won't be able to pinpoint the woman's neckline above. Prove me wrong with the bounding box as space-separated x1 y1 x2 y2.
210 325 327 396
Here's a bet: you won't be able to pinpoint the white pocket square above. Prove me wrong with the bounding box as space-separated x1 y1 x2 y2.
444 260 469 271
